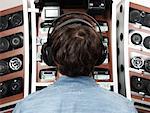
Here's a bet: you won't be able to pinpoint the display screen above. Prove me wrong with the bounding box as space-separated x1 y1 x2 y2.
60 0 88 9
45 9 59 18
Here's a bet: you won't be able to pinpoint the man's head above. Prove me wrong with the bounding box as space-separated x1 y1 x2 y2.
43 12 105 77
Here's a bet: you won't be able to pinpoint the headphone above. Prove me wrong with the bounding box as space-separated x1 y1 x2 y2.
41 12 107 66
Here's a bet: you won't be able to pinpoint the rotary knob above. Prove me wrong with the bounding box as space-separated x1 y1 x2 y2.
142 14 150 27
0 61 9 75
131 33 142 45
10 34 23 48
10 12 23 27
131 76 145 92
129 10 141 23
143 36 150 49
0 16 8 31
9 57 22 71
144 59 150 73
0 82 8 98
0 38 10 53
10 78 23 94
131 56 144 69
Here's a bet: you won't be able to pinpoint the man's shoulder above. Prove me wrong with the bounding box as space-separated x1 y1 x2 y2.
94 86 130 103
22 85 57 104
90 86 137 113
13 85 60 113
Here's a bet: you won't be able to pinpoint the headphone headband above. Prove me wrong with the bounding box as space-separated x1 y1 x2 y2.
51 12 101 33
54 18 94 31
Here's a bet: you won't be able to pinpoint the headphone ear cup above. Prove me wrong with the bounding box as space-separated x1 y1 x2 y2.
41 43 55 66
95 44 107 66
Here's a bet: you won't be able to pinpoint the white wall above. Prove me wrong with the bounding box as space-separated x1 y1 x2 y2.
116 0 150 7
0 0 22 11
130 0 150 8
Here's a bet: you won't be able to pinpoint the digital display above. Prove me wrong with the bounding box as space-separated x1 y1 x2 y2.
41 7 60 20
45 9 59 18
60 0 88 9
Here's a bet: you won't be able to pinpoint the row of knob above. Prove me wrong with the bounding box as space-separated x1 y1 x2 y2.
131 76 150 96
130 57 150 73
0 33 23 53
0 55 23 76
0 77 23 98
0 11 23 32
129 8 150 28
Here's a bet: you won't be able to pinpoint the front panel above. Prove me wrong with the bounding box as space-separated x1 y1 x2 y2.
31 0 118 93
0 0 29 112
117 1 150 112
129 2 150 110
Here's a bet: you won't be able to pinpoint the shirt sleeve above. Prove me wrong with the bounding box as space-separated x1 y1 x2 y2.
12 102 22 113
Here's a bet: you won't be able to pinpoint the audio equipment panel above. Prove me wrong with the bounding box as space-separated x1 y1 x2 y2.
88 0 112 15
39 68 57 82
129 30 150 51
0 55 23 76
129 8 150 28
31 0 118 93
117 1 150 112
129 3 150 110
0 77 24 99
93 68 110 82
93 5 113 84
35 4 60 84
0 11 23 32
59 0 88 9
130 76 150 96
0 3 27 109
0 32 23 53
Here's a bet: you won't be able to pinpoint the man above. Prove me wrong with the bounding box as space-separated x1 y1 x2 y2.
13 13 137 113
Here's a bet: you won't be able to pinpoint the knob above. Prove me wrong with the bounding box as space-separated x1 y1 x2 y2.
0 82 8 98
0 61 9 75
129 10 141 23
10 12 23 27
131 33 142 45
0 38 10 53
10 33 23 48
131 56 144 69
143 36 150 49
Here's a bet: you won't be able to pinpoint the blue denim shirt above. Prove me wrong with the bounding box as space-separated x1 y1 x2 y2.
13 76 137 113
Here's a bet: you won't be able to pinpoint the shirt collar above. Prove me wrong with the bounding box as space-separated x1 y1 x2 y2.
53 75 97 87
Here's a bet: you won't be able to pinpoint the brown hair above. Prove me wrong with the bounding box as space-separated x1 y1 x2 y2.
51 23 102 77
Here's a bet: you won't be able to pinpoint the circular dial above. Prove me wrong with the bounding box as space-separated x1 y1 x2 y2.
10 79 21 93
131 33 142 45
131 76 145 91
0 38 10 53
143 14 150 27
143 36 150 49
0 16 8 31
129 10 141 23
144 59 150 73
131 56 144 69
10 12 23 27
10 34 23 48
0 61 9 75
9 57 22 71
10 78 23 94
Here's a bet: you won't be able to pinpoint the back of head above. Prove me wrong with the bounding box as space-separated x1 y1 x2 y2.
51 23 102 77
